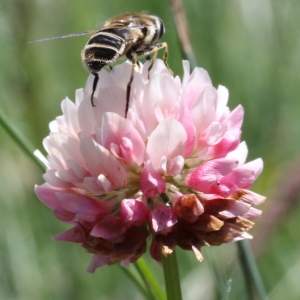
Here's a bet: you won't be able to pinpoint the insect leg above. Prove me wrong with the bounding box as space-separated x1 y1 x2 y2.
153 42 172 74
125 58 137 118
91 73 99 107
137 42 172 79
161 42 171 73
147 50 158 79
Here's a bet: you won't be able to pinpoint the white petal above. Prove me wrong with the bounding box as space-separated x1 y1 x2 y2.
190 86 218 133
216 85 229 120
80 137 127 188
182 67 212 108
43 134 83 170
147 118 187 174
203 122 227 145
226 141 248 165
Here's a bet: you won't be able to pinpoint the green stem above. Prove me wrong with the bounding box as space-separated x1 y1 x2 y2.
135 258 166 300
119 266 151 300
237 240 267 300
209 259 226 300
162 249 182 300
0 107 45 172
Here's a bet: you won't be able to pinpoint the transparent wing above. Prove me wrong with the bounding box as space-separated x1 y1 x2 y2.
28 30 98 44
128 24 152 29
28 25 150 44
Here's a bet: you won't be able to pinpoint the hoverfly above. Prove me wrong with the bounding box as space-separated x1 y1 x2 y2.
30 12 171 117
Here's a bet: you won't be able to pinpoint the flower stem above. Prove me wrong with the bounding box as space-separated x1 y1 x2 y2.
237 240 267 300
162 249 182 300
120 266 151 299
135 258 166 300
169 0 197 68
0 107 45 172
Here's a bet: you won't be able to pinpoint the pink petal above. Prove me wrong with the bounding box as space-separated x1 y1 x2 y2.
35 184 61 210
208 105 244 159
178 103 196 156
90 216 126 240
210 128 241 159
56 192 111 223
203 198 250 218
140 161 166 198
150 239 163 263
54 225 86 243
54 210 75 222
149 205 177 234
222 158 263 189
186 159 239 193
100 112 145 164
218 201 251 218
35 184 76 222
222 105 244 131
87 254 112 273
120 199 148 226
242 207 262 220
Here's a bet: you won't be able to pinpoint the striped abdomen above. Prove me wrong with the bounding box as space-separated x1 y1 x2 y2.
81 30 126 73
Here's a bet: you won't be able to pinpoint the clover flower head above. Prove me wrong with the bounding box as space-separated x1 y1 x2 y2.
35 59 265 272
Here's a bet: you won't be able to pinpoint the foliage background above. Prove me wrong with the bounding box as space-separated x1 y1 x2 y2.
1 0 299 299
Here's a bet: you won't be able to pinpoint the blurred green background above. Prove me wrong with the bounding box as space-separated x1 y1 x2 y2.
1 0 299 299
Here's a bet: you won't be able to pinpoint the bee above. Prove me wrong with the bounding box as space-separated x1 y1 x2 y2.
30 12 171 117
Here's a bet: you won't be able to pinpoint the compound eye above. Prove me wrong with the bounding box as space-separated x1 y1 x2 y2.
156 16 165 39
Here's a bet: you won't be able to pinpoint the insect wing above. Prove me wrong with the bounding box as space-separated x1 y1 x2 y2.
128 24 152 29
28 30 99 44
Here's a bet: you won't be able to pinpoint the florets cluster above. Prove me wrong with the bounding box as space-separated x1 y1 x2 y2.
35 60 265 272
